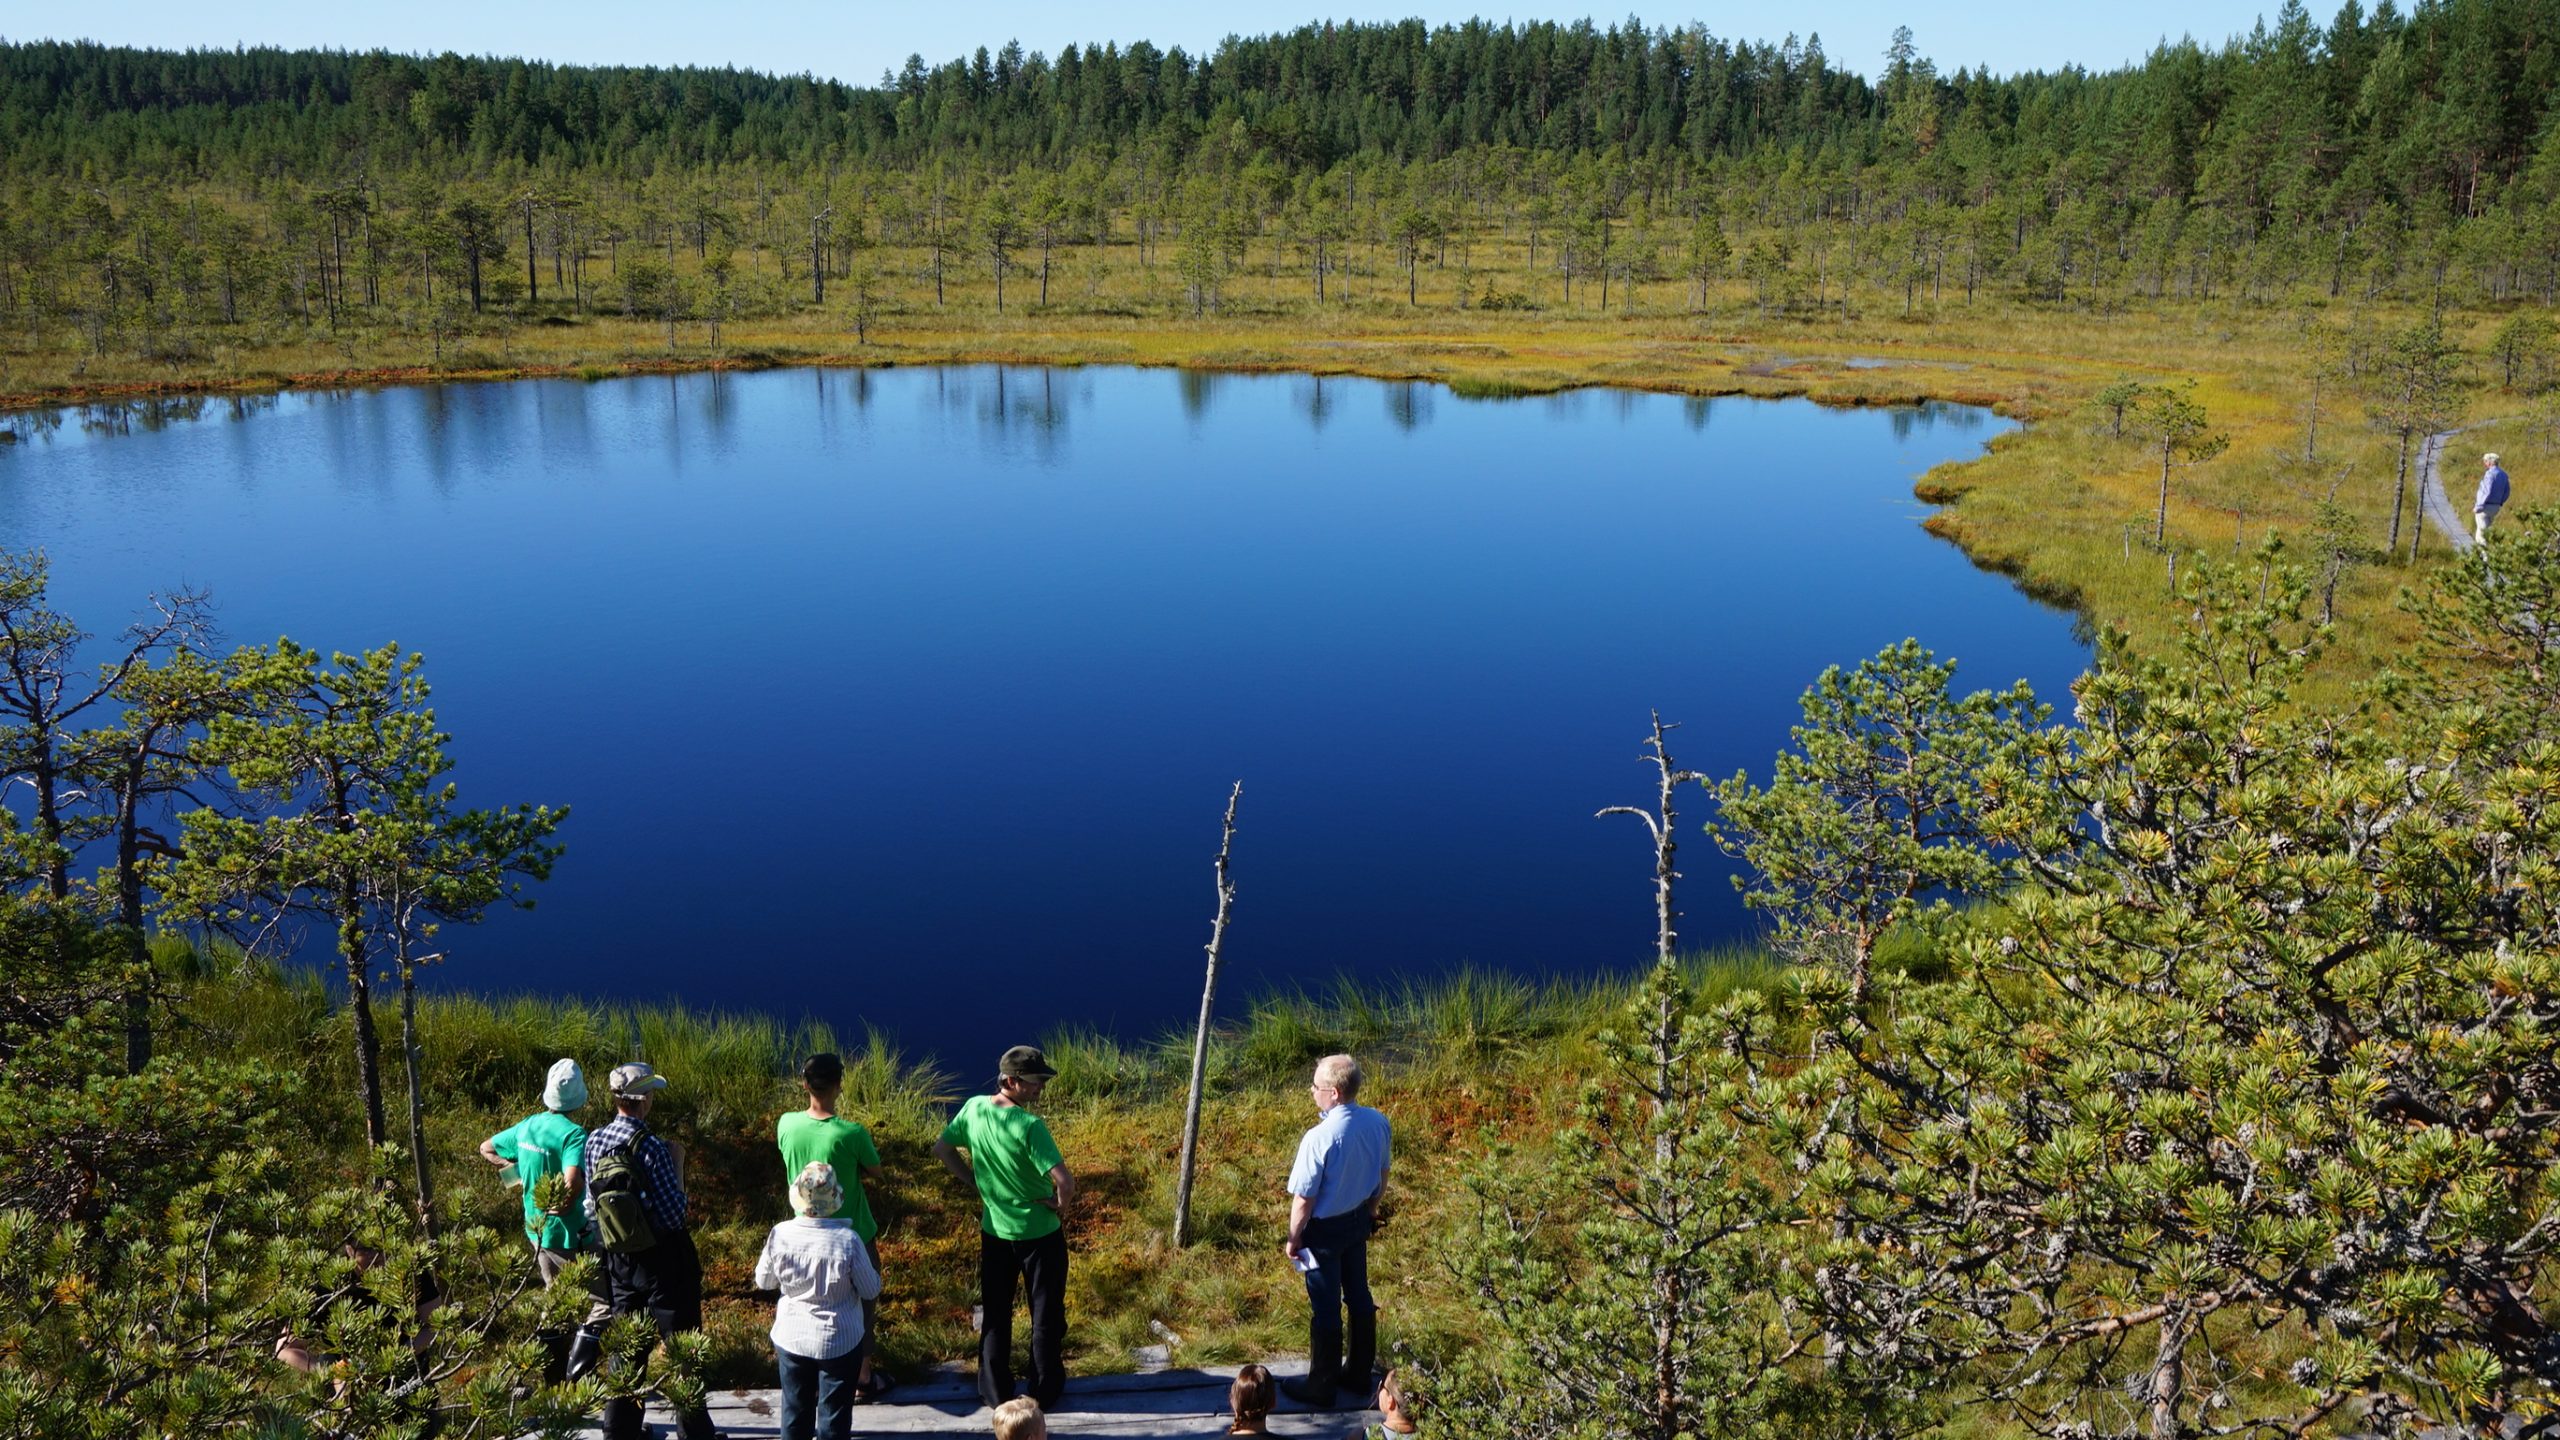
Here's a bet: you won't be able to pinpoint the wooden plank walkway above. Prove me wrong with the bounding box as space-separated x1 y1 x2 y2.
560 1360 1384 1437
2418 424 2485 553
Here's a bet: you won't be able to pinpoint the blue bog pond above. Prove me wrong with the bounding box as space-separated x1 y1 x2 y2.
0 365 2088 1064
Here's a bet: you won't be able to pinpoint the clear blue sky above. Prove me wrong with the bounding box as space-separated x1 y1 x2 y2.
12 3 2284 85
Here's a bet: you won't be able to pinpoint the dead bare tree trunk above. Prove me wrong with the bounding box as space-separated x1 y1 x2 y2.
1172 782 1243 1248
1597 710 1696 974
1598 714 1701 1433
1596 711 1699 1145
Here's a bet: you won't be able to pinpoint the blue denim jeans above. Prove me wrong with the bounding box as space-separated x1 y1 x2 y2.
1298 1207 1377 1384
776 1342 863 1440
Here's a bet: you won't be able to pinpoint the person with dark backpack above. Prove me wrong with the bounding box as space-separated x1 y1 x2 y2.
584 1062 724 1440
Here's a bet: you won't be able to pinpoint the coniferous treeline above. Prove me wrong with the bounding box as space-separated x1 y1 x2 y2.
5 2 2560 373
5 2 2556 214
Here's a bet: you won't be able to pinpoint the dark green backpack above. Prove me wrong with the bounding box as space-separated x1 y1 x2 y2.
587 1127 660 1254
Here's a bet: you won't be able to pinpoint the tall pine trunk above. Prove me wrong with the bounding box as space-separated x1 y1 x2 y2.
2388 428 2411 555
401 959 435 1227
341 905 389 1148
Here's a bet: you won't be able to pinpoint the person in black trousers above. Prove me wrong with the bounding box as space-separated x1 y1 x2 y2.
586 1062 724 1440
934 1046 1079 1411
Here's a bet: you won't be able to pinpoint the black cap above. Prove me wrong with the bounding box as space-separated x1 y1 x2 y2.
998 1045 1058 1079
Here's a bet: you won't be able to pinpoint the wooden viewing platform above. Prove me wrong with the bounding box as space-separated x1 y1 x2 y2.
560 1360 1386 1437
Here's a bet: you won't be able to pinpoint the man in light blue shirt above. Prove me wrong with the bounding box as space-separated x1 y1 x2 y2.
2477 452 2511 545
1280 1053 1391 1407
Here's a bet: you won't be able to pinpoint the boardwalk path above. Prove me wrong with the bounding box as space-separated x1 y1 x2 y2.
560 1361 1383 1438
2418 424 2488 553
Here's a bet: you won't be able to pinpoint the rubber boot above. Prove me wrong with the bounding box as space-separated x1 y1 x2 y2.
1282 1368 1343 1408
563 1327 604 1383
1339 1308 1378 1400
1282 1308 1343 1407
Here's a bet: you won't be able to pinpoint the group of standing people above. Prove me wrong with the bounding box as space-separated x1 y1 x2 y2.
476 1045 1402 1440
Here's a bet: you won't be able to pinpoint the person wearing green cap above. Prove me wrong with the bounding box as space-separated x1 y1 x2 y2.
935 1045 1076 1411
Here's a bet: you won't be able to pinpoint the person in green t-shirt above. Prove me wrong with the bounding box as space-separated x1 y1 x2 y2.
777 1051 890 1400
935 1045 1077 1412
479 1057 612 1376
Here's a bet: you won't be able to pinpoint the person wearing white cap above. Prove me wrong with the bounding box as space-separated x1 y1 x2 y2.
755 1161 883 1440
479 1058 596 1274
481 1059 616 1378
586 1061 724 1440
2477 452 2511 544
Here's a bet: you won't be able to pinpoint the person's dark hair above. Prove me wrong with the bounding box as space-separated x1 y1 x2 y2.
802 1052 844 1091
1380 1368 1417 1418
1229 1362 1274 1419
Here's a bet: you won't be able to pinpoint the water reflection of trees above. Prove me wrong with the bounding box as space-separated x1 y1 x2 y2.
1297 375 1334 431
4 393 272 448
77 396 210 437
1384 380 1433 431
913 365 1076 464
1178 369 1220 420
1886 400 1984 440
2 408 66 445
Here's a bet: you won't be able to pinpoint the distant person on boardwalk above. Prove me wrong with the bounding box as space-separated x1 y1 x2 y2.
1228 1362 1277 1434
478 1057 613 1378
756 1161 883 1440
2478 452 2511 544
586 1062 723 1440
1281 1054 1393 1408
935 1045 1077 1411
989 1396 1048 1440
776 1052 890 1400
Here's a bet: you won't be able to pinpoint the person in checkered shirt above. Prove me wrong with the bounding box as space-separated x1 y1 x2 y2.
586 1062 724 1440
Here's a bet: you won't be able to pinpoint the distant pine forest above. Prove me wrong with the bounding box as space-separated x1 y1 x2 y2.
3 0 2559 347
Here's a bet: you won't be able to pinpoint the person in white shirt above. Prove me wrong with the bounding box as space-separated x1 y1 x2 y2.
756 1163 884 1440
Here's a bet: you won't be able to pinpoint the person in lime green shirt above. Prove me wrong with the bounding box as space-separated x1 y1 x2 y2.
934 1045 1076 1411
777 1052 889 1399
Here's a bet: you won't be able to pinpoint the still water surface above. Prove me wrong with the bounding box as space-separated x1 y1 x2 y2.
0 367 2087 1064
